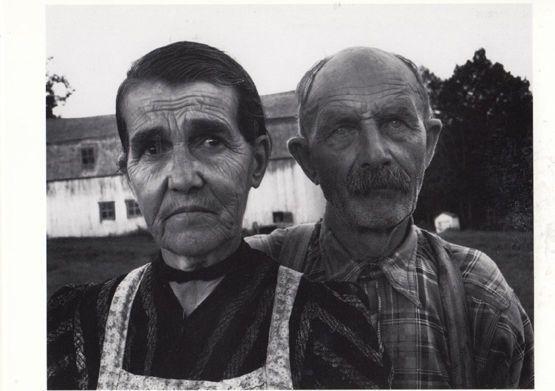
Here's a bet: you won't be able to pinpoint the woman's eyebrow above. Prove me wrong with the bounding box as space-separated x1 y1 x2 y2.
189 118 232 137
130 127 164 146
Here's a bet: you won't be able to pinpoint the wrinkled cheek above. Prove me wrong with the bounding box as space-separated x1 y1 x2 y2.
216 187 248 228
208 175 250 231
128 167 166 230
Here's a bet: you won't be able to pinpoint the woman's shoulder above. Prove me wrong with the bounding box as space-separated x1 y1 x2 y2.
47 274 126 323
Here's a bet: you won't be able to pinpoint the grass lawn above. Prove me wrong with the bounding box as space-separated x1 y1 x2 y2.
47 230 533 323
440 230 533 323
47 232 158 298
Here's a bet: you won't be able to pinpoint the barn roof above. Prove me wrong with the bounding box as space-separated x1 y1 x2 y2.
46 115 119 144
46 91 299 160
261 90 297 119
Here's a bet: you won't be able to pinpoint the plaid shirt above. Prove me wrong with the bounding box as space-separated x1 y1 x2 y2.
248 222 534 389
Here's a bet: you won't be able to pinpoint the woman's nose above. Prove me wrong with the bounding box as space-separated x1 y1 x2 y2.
167 146 204 193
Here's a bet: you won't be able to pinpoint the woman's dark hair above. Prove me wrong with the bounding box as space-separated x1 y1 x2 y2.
115 41 268 169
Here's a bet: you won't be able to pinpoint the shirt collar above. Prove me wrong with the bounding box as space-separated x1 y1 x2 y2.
318 218 421 307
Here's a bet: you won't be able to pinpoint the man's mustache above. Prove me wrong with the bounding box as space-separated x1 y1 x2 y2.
346 164 411 195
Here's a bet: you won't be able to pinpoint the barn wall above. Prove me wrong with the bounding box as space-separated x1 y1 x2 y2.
47 175 146 237
243 159 326 228
47 159 326 238
47 137 121 180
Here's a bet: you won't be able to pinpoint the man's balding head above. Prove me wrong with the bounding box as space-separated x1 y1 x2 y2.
296 47 432 138
289 46 442 231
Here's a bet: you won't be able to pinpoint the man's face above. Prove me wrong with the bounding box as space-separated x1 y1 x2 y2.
301 49 439 231
122 81 260 257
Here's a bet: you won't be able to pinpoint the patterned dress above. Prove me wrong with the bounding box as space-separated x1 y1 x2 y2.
47 241 391 389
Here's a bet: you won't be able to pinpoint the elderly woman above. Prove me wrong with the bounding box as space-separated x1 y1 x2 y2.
47 41 390 389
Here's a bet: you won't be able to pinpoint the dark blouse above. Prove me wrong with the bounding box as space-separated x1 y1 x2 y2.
47 242 391 389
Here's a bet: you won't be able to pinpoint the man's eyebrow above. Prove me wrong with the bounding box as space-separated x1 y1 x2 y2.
377 97 419 117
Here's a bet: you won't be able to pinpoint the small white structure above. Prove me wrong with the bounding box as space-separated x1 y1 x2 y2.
434 212 461 234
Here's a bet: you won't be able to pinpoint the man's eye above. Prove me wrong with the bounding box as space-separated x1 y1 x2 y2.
332 126 356 137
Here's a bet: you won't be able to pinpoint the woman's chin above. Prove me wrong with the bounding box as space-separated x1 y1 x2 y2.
160 229 238 258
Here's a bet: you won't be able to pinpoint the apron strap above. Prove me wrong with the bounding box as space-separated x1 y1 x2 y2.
265 265 303 389
97 264 150 389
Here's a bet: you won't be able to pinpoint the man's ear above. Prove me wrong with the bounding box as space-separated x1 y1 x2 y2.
424 118 442 168
250 134 271 188
288 136 319 185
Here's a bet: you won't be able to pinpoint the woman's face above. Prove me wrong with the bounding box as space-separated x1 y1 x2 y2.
122 80 268 258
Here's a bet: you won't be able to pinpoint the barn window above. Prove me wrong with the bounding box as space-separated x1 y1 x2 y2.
81 147 95 170
99 201 115 221
125 199 142 218
273 211 293 224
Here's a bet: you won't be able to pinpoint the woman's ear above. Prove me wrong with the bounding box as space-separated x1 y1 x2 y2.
288 136 319 185
118 152 137 198
117 152 128 175
250 134 271 188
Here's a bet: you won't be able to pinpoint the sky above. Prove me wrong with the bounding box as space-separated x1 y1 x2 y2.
46 4 532 119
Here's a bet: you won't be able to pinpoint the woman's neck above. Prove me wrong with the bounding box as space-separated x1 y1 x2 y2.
160 235 242 271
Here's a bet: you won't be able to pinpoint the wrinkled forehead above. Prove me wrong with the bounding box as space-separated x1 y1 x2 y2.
121 80 239 123
307 48 421 109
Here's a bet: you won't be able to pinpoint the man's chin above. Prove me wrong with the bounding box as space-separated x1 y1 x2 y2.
344 202 411 231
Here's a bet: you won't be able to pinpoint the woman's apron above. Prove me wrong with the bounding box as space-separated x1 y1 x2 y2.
97 263 303 390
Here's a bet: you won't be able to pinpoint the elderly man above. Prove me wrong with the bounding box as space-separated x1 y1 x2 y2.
247 47 533 389
47 42 391 389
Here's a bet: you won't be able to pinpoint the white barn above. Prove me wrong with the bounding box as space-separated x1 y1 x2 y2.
46 91 326 238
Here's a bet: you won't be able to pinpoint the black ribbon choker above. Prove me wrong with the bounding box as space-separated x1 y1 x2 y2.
155 244 246 283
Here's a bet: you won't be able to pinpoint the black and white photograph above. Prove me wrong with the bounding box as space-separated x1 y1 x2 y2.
2 2 554 390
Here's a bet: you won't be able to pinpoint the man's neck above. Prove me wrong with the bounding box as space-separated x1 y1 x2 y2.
323 205 411 261
161 235 242 271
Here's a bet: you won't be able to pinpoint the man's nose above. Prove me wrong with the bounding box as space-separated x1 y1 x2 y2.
167 145 204 193
357 121 392 167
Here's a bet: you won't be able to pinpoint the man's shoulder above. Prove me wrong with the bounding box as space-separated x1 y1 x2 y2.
245 223 317 267
246 223 316 247
418 228 516 313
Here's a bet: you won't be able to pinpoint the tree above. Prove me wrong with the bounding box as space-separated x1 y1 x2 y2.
415 49 533 230
46 57 74 119
414 67 457 229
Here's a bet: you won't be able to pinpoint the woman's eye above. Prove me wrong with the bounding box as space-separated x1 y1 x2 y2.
144 138 170 156
145 140 162 155
146 144 159 155
203 137 223 147
385 119 405 130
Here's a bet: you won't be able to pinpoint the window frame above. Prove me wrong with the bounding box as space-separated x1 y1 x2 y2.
81 146 96 170
125 199 142 219
98 201 116 222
